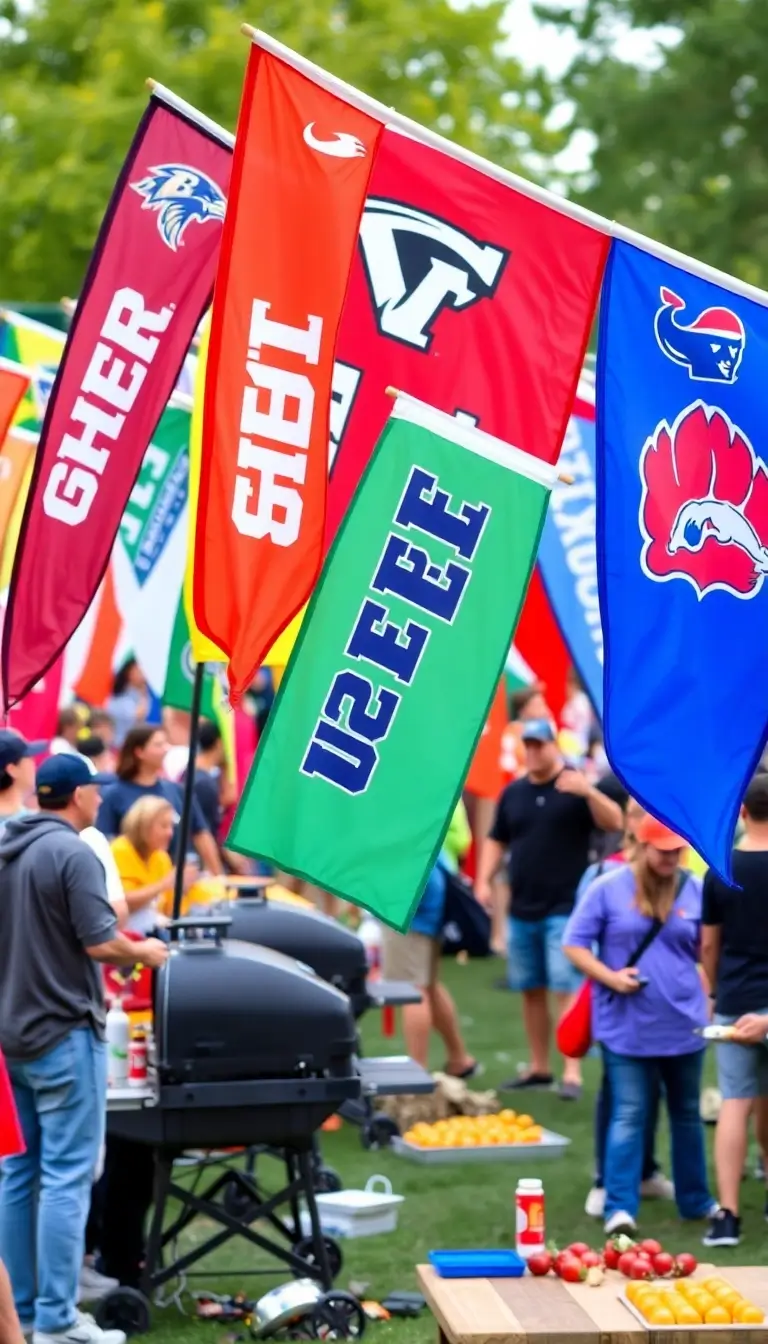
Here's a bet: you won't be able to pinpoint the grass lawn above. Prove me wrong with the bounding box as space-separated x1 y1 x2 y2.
146 956 768 1344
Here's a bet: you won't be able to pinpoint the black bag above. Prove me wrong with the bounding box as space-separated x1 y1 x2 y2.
441 867 492 958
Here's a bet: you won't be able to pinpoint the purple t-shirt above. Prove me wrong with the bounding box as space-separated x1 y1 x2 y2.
563 865 707 1057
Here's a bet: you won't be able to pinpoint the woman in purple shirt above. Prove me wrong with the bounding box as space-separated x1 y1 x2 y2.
564 814 713 1236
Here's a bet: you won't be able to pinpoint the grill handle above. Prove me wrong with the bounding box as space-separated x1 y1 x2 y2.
166 916 232 946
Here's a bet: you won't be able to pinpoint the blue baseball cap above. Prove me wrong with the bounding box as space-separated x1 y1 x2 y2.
0 729 47 770
521 718 557 745
36 753 113 801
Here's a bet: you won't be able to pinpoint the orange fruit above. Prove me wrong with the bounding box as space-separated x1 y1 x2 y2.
673 1306 701 1326
705 1305 731 1324
688 1293 714 1314
516 1114 534 1129
647 1307 675 1326
739 1305 765 1324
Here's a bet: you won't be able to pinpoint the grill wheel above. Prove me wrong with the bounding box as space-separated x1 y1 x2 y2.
292 1292 366 1340
94 1287 152 1337
294 1234 343 1279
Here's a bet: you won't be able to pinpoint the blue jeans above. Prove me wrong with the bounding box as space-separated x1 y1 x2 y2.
0 1028 107 1332
602 1047 711 1221
594 1068 661 1187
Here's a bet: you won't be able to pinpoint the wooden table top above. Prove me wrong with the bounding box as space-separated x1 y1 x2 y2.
417 1264 768 1344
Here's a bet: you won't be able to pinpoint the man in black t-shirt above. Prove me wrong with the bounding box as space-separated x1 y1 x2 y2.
701 773 768 1249
476 720 622 1099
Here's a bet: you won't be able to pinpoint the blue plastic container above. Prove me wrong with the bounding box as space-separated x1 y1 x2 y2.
428 1250 527 1279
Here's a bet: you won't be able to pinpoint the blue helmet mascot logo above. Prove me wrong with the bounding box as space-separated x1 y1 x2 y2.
131 164 226 252
654 286 745 384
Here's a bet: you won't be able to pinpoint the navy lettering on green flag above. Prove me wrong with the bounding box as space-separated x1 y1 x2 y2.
228 397 555 930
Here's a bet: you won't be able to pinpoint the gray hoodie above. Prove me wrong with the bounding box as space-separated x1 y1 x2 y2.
0 813 117 1060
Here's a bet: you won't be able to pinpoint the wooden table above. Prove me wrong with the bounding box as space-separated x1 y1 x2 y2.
417 1264 768 1344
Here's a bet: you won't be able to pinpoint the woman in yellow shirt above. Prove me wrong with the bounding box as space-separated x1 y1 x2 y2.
111 797 195 934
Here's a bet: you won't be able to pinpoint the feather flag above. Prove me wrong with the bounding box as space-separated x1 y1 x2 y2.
2 91 232 708
597 239 768 876
193 48 382 703
228 396 556 929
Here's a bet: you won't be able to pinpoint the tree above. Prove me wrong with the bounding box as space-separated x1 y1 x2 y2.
538 0 768 288
0 0 563 300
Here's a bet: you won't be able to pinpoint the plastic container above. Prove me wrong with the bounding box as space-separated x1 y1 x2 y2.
428 1250 526 1279
515 1177 545 1260
298 1175 403 1239
358 915 382 974
106 1001 130 1088
128 1031 148 1086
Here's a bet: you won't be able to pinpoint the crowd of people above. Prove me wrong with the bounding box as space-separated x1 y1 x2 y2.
1 659 768 1343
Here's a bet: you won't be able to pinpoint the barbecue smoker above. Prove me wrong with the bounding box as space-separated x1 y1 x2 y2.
105 921 363 1333
224 895 428 1150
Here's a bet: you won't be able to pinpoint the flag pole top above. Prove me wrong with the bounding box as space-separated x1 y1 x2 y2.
384 387 574 485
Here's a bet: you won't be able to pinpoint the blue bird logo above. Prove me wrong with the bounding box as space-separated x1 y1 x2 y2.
130 164 226 252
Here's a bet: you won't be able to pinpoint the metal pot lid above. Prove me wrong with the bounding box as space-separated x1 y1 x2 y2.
252 1280 325 1336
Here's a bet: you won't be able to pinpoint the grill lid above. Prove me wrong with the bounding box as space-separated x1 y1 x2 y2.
225 897 368 998
155 934 359 1085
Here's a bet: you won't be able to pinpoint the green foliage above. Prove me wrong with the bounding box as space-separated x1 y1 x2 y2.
0 0 563 299
539 0 768 287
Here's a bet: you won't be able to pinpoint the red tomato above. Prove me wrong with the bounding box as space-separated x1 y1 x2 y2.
618 1252 638 1277
674 1253 697 1278
603 1242 620 1270
629 1259 654 1281
581 1251 603 1269
558 1256 587 1284
566 1243 591 1258
639 1239 663 1257
527 1253 553 1277
652 1252 675 1277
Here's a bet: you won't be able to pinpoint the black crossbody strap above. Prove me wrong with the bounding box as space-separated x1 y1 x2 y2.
627 870 687 967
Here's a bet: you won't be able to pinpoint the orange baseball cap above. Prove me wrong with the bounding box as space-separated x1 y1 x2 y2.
636 814 688 852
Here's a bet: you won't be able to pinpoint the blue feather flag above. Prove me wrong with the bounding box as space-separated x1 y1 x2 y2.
597 239 768 878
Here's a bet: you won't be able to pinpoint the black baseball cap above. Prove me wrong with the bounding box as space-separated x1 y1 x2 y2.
36 754 113 801
0 729 47 770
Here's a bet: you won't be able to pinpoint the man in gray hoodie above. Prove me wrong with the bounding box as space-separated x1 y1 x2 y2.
0 755 168 1344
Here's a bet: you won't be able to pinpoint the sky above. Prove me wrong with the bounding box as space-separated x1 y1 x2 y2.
500 0 681 170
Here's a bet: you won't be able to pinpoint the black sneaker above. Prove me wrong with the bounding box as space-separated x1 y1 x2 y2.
702 1207 741 1247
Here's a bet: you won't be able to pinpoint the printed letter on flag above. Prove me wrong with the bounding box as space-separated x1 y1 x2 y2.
597 239 768 877
228 397 555 930
193 48 382 703
2 92 232 707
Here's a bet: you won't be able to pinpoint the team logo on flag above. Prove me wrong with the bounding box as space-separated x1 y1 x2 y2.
131 164 227 251
639 401 768 599
303 124 367 158
358 199 508 350
654 287 746 384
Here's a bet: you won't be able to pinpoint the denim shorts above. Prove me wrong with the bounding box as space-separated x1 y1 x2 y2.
507 913 583 994
714 1011 768 1100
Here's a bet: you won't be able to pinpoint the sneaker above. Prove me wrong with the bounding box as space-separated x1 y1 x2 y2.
702 1207 741 1247
498 1071 554 1091
77 1265 119 1303
640 1171 675 1201
585 1185 606 1219
34 1310 126 1344
604 1210 637 1236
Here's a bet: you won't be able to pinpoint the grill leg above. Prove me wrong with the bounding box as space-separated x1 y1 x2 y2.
142 1150 173 1295
298 1149 332 1289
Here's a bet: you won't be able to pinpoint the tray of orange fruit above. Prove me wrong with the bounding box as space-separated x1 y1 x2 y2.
623 1276 765 1330
392 1109 570 1163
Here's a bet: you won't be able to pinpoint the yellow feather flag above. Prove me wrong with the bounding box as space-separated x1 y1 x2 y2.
184 315 226 663
186 317 306 674
0 453 34 589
